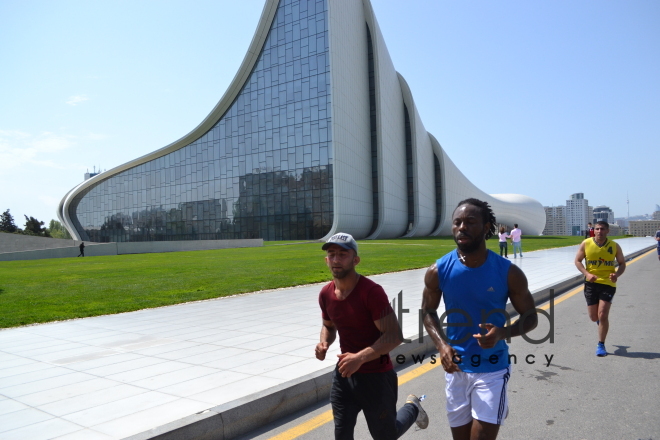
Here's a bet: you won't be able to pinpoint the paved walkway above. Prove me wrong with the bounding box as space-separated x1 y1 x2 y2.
0 237 655 440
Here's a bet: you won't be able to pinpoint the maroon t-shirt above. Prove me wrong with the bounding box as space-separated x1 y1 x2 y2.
319 276 395 373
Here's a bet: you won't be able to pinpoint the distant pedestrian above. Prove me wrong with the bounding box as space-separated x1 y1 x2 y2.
498 226 510 258
574 221 626 357
510 224 523 258
585 223 595 238
316 232 428 439
78 242 85 257
655 229 660 262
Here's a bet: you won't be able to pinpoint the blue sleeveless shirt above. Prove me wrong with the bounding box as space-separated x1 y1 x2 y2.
436 249 512 373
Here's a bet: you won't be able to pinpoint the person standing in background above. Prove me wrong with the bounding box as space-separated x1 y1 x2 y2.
498 226 510 258
585 223 595 238
510 224 522 258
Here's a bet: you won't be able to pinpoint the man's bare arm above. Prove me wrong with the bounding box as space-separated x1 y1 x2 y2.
315 319 336 361
421 263 461 373
610 244 626 282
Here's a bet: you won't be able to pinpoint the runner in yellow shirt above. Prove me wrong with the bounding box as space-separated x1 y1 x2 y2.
574 221 626 357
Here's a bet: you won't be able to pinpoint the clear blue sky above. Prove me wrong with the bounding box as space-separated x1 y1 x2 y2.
1 0 658 228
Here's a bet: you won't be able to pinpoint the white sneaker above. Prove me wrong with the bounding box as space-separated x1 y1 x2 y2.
406 394 428 429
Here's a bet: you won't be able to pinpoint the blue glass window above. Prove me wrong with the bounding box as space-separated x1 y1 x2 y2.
72 0 332 242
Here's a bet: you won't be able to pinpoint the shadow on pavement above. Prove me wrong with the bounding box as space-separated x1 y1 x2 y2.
611 345 660 359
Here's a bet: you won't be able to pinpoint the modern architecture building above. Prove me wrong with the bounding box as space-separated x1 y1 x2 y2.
542 206 567 236
59 0 545 243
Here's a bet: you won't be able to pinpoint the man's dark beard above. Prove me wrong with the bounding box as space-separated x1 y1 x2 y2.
332 268 351 279
454 235 482 254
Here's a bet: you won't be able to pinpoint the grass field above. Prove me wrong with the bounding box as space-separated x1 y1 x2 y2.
0 235 593 328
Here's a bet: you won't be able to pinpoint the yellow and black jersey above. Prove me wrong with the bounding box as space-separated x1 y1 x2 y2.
583 238 619 287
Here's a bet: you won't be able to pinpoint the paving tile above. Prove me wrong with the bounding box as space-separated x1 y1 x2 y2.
0 371 99 399
15 377 119 407
0 398 30 416
211 332 270 348
129 340 201 356
0 366 74 390
53 428 115 440
0 416 82 440
128 365 219 390
260 338 316 355
91 398 210 438
60 352 144 371
38 384 146 417
187 375 287 406
0 360 53 379
227 354 307 375
201 350 278 370
157 370 251 398
0 355 36 369
260 357 335 381
0 407 54 433
61 390 178 427
83 355 168 377
144 342 232 361
106 360 191 383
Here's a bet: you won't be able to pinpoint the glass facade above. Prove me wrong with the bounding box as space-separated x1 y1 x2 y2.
71 0 333 242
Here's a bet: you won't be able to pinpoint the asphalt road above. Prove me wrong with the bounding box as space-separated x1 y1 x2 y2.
240 250 660 440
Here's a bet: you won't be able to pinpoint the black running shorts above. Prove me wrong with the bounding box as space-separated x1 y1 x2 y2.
583 282 616 306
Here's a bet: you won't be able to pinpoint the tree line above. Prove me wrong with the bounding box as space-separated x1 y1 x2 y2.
0 209 72 239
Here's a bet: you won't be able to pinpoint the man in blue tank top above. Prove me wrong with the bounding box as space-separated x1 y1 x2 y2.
422 198 538 440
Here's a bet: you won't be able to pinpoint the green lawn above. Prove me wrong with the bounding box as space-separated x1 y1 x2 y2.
0 235 592 328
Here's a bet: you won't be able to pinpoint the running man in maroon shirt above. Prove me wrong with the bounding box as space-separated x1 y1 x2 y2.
315 233 428 439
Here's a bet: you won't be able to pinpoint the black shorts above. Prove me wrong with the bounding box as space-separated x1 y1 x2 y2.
584 282 616 306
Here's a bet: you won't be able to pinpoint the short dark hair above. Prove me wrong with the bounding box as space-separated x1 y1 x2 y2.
595 221 609 229
455 198 497 240
514 224 518 228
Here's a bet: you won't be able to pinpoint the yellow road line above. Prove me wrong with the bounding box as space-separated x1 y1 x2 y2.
267 411 334 440
268 248 654 440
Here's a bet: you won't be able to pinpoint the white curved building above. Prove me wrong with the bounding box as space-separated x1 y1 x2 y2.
59 0 545 243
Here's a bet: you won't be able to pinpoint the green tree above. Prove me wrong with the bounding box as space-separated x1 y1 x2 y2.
0 209 18 233
48 219 72 239
23 215 50 237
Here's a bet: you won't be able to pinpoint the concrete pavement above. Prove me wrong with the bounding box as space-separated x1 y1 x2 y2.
0 237 655 439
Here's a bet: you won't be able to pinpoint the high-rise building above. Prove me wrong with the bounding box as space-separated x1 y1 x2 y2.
593 205 614 224
543 206 567 235
565 193 591 236
59 0 545 243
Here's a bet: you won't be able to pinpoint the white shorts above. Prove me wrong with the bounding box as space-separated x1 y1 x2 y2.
445 365 511 428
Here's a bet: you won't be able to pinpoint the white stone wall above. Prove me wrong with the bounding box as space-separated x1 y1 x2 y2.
325 0 373 239
398 73 436 237
362 0 407 239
